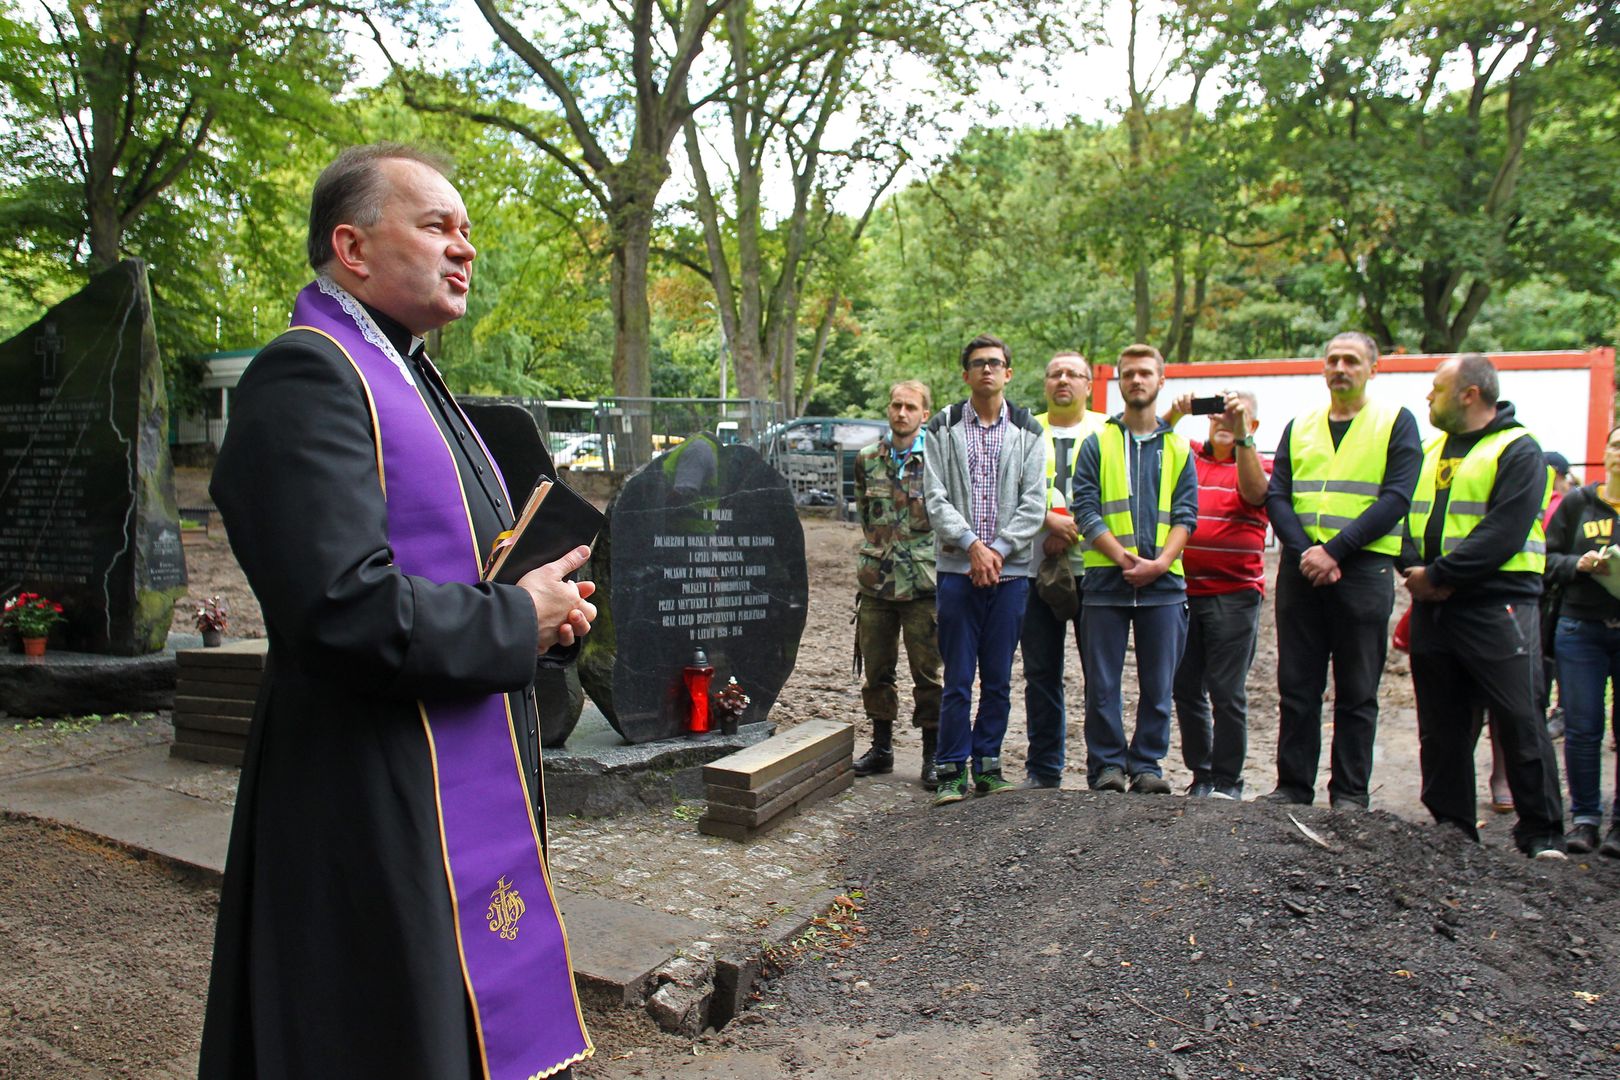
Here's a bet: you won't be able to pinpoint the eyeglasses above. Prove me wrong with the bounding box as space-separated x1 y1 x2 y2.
966 357 1007 371
1048 370 1091 381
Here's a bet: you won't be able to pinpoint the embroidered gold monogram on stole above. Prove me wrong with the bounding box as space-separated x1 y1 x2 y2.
486 876 526 940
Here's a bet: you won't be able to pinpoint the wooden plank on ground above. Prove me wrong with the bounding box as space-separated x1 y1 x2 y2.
168 727 249 750
176 640 268 670
175 679 260 702
172 713 252 737
175 665 264 686
169 742 246 767
697 768 854 842
703 760 852 827
704 743 851 809
702 720 853 791
175 695 254 719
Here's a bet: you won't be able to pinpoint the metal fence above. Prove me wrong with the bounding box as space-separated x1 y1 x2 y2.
455 395 785 472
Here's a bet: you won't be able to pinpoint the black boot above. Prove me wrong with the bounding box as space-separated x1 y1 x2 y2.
853 720 894 776
920 728 939 791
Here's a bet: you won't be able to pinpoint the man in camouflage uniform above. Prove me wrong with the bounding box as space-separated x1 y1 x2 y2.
854 380 944 789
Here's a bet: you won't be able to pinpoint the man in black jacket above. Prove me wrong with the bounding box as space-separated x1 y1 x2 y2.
201 145 597 1078
1400 354 1566 860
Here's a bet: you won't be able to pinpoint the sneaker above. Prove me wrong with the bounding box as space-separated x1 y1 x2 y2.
1567 822 1601 854
1018 774 1062 790
933 766 972 806
1092 766 1128 793
1210 782 1242 801
1186 779 1215 798
976 770 1015 796
1329 796 1367 812
1257 789 1308 805
1523 836 1568 861
1129 772 1173 795
1600 825 1620 858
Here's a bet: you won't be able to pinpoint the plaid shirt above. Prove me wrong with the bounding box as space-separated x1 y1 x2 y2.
965 402 1008 544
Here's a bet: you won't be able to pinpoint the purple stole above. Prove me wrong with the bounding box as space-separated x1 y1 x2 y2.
291 279 591 1079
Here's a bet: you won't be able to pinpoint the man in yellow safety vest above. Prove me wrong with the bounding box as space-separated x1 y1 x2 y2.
1261 332 1422 809
1070 344 1199 794
1017 352 1108 788
1400 354 1567 861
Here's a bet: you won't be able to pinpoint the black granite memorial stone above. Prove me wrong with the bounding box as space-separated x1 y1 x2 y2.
0 260 186 655
580 433 808 743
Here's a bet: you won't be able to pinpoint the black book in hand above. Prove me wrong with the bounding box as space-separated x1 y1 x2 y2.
482 477 605 585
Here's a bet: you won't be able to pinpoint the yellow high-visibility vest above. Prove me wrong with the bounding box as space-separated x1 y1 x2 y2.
1039 411 1107 510
1082 424 1190 574
1289 398 1403 555
1407 428 1548 574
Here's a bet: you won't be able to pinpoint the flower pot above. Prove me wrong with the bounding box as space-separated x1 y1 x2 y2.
201 629 223 648
21 636 46 657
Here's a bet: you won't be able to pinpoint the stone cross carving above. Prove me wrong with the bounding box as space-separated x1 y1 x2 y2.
35 322 62 383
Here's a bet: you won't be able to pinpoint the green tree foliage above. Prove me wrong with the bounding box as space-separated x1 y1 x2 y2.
0 0 351 402
1225 0 1619 352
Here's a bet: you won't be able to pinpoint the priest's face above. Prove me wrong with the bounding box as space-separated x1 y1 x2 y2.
351 159 476 335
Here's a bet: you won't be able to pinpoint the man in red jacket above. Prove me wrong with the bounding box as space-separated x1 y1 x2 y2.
1165 390 1270 799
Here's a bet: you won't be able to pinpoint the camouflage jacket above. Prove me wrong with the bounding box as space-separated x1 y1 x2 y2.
855 433 936 600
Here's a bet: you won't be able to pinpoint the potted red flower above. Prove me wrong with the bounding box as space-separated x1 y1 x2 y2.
194 596 229 647
3 592 66 657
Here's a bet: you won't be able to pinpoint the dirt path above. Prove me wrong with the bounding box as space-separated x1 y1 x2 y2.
650 794 1620 1078
5 477 1583 1078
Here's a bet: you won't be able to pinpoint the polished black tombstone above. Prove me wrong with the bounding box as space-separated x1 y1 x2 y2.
458 399 585 745
0 260 186 654
579 433 808 743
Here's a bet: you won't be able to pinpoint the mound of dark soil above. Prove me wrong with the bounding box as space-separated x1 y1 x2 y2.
736 793 1620 1079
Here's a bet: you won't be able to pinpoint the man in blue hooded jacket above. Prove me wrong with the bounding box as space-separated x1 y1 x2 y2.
1071 343 1199 793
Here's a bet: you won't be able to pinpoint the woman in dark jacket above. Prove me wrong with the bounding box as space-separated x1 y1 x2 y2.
1544 424 1620 856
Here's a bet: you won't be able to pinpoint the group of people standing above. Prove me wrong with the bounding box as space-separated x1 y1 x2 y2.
853 330 1590 863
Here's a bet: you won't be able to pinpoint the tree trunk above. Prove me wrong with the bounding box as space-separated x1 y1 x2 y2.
797 291 839 414
1177 268 1207 363
609 198 656 465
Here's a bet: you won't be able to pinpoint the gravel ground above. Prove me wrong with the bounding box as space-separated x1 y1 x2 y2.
674 793 1620 1078
3 469 1600 1078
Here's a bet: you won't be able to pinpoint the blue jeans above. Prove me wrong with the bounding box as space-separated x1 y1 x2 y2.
1020 590 1083 782
1554 616 1620 823
1081 602 1189 783
936 572 1029 769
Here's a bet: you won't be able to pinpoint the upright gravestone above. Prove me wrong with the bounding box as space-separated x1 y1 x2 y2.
0 260 186 654
579 433 808 743
458 399 586 746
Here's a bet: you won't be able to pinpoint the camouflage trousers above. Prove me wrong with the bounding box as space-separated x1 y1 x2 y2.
856 595 943 731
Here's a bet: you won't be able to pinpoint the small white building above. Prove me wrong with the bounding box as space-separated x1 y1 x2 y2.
173 349 255 451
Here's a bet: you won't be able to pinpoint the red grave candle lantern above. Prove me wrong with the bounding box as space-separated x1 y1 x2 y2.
683 647 715 734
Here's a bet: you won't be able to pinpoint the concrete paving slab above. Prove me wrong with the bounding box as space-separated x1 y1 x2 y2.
0 766 229 878
0 741 717 1007
555 887 713 1005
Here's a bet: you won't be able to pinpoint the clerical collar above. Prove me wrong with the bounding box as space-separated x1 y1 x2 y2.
358 300 425 360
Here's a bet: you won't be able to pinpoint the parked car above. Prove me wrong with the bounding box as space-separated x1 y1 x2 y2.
757 416 888 510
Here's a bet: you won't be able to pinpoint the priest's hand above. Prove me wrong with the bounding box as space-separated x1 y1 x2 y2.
518 546 599 651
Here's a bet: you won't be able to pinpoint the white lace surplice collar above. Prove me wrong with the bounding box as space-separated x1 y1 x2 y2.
315 274 416 387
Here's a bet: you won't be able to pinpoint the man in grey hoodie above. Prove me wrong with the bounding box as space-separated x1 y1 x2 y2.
1071 344 1199 793
922 333 1048 804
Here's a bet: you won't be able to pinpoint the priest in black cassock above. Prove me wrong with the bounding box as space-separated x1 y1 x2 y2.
199 144 596 1080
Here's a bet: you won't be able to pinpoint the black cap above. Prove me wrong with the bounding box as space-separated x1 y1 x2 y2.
1544 451 1572 477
